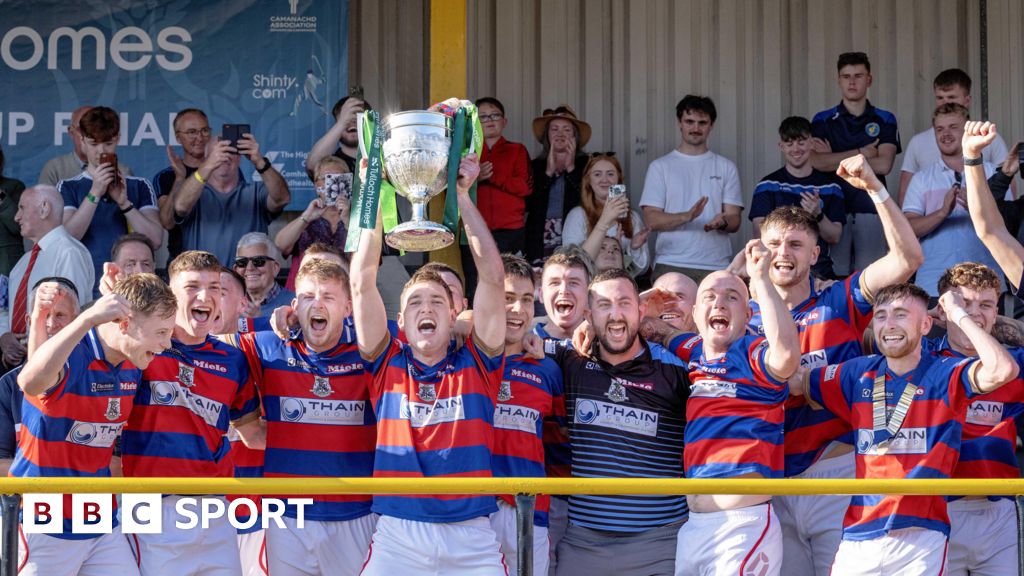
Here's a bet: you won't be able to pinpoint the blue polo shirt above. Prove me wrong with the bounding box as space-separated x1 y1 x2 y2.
58 172 158 297
811 101 900 214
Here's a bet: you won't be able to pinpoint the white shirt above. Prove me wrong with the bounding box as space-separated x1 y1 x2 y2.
903 160 1002 296
639 150 743 270
901 128 1008 174
562 207 649 274
0 226 95 334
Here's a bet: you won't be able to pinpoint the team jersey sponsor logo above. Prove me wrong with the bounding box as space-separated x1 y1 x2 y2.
311 376 333 398
178 363 195 388
104 398 121 421
494 403 540 433
690 379 738 398
148 380 223 428
497 380 513 402
574 399 658 437
693 364 729 375
325 362 362 375
193 359 227 374
795 311 822 326
824 364 840 382
966 401 1004 427
279 397 366 425
800 349 827 370
616 378 654 391
287 358 312 370
66 421 123 448
119 381 137 392
857 427 927 455
416 382 437 402
90 382 115 393
510 368 542 385
400 394 465 428
604 380 629 403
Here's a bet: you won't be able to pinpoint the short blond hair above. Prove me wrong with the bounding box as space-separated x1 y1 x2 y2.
114 273 176 318
296 258 349 288
168 251 222 278
314 156 349 181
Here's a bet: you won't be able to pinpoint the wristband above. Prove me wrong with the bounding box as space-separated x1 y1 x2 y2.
867 186 890 204
119 203 134 215
299 215 310 224
256 157 272 174
85 193 98 204
963 156 983 166
193 171 206 184
815 212 825 222
950 308 970 327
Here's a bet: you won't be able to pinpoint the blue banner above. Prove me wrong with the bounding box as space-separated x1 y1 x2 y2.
0 0 348 208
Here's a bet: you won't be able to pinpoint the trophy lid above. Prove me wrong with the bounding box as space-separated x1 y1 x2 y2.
382 110 451 133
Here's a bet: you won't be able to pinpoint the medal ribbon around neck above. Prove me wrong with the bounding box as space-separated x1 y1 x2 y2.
871 369 918 452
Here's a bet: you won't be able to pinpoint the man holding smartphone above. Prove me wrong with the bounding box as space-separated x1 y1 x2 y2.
57 106 162 298
902 103 1009 299
171 128 291 267
153 108 212 263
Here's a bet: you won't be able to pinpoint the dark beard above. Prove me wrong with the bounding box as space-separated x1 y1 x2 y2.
597 325 639 355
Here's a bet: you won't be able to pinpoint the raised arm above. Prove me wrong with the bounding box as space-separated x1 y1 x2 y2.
18 294 128 396
963 121 1024 290
238 134 290 213
305 121 347 180
838 154 924 295
745 239 800 380
457 154 505 352
174 140 231 218
940 289 1019 393
349 182 389 359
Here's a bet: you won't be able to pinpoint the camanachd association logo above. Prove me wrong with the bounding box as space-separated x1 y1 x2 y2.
270 0 317 33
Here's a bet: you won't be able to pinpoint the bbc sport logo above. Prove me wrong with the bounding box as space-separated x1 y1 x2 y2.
21 494 314 534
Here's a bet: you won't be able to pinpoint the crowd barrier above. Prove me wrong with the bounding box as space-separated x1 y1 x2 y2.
2 477 1023 576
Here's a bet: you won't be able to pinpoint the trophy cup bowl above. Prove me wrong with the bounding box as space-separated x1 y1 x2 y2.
380 111 454 251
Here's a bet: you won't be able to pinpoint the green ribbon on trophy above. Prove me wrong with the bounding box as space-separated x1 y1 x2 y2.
345 110 399 252
442 104 483 245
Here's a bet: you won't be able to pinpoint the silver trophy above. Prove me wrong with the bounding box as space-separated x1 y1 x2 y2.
375 110 455 251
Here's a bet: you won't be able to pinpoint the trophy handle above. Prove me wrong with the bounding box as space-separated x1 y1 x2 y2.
357 112 368 158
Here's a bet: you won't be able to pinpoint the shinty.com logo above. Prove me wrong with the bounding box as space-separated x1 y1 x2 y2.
22 494 313 534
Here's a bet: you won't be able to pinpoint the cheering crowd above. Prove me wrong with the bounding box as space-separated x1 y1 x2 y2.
0 51 1023 576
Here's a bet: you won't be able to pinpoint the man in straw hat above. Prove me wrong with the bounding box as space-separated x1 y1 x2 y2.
525 104 592 266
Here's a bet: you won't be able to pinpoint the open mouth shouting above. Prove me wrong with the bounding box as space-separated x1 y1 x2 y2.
708 314 731 333
773 259 796 274
190 305 212 324
310 313 328 332
506 317 525 333
417 318 438 335
553 298 575 318
605 320 628 340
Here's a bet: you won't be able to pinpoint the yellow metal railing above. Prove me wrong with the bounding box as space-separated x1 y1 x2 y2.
0 477 1022 495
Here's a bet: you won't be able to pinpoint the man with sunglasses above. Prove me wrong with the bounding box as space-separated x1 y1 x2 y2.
153 108 211 262
172 131 291 266
234 232 294 318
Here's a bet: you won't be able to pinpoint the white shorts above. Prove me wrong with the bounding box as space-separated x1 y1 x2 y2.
947 498 1018 576
128 495 242 576
674 502 782 576
237 529 267 576
547 497 568 576
489 499 549 576
831 528 947 576
774 449 852 576
18 525 140 576
360 515 507 576
267 513 376 576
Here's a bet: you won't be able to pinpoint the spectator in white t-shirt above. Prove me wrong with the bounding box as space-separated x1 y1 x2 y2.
898 68 1010 205
640 95 743 283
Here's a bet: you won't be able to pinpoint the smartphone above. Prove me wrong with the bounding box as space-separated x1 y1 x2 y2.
320 173 354 206
99 152 119 179
608 184 626 199
221 124 251 151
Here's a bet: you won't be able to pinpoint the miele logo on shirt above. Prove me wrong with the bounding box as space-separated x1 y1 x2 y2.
510 368 542 385
400 394 466 428
796 312 822 326
861 427 928 455
691 364 728 376
149 380 223 428
574 399 658 437
325 362 362 375
280 397 366 425
614 377 653 391
494 403 541 433
966 401 1004 427
800 349 827 370
193 359 227 373
66 421 123 448
690 379 737 398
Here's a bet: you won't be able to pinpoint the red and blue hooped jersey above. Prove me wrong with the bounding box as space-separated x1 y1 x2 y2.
239 330 376 522
11 329 140 539
227 428 265 534
750 271 874 476
493 354 564 526
929 338 1024 496
122 338 259 479
808 353 977 540
367 335 504 523
532 323 572 481
684 335 788 479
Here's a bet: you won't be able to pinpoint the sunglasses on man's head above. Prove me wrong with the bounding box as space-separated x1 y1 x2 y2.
234 256 270 268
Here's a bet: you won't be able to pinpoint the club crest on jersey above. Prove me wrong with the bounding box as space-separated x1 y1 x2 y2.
498 380 513 402
104 398 121 421
417 383 437 402
865 122 880 137
311 376 333 398
177 363 195 388
605 379 629 403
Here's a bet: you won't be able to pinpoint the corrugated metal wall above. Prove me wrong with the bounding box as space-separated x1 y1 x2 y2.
348 0 1024 247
